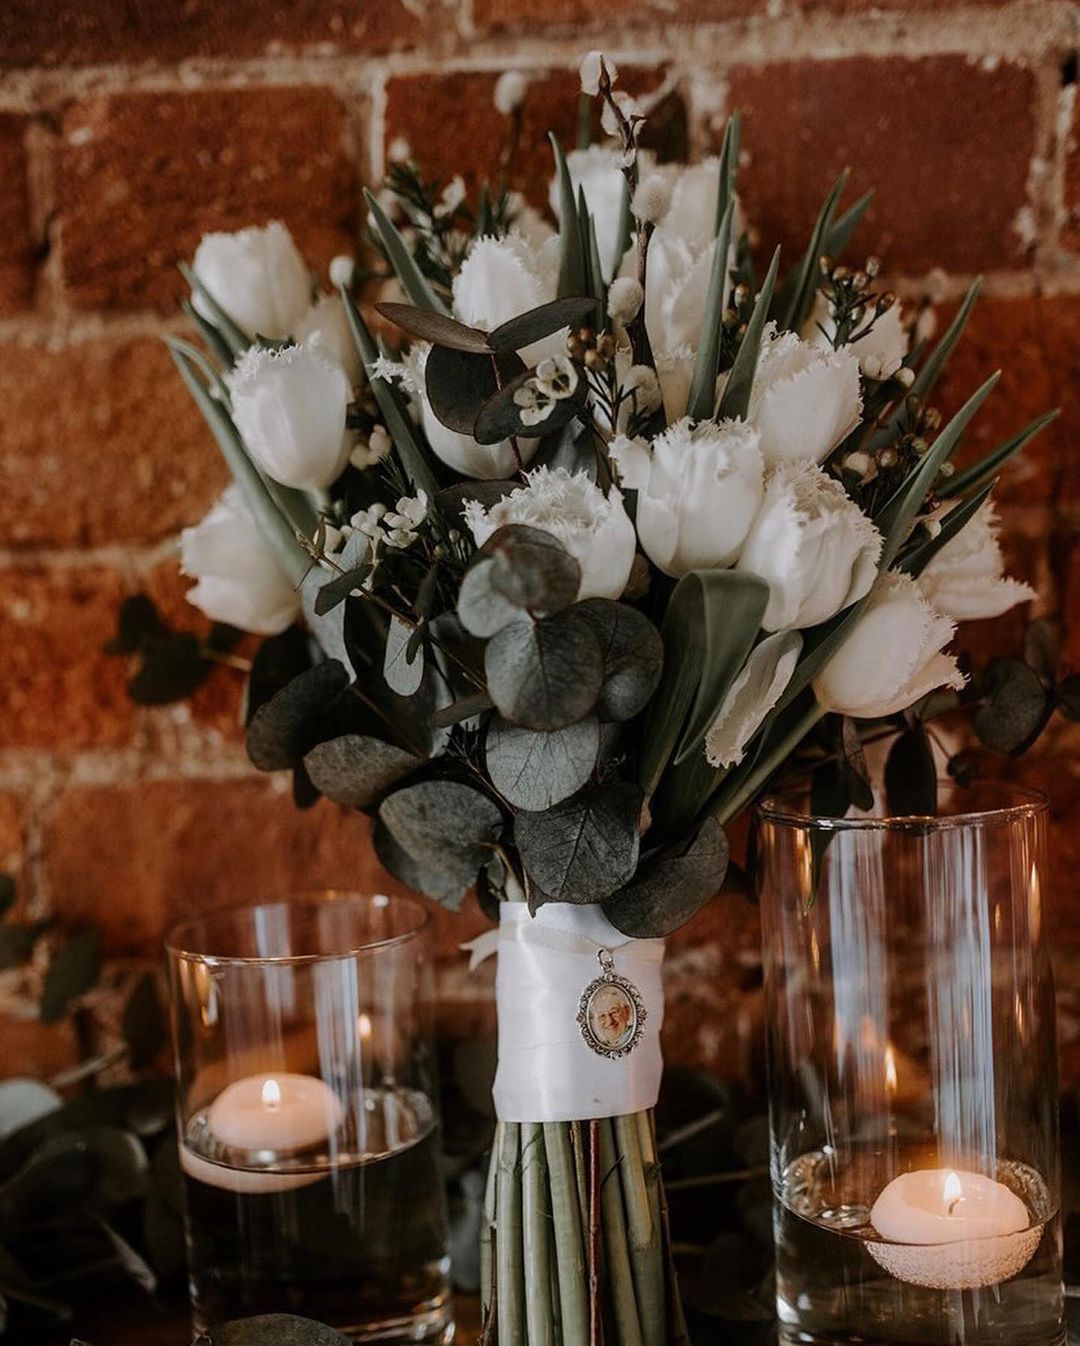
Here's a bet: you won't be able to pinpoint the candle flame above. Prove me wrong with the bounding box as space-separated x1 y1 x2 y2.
358 1011 373 1041
884 1044 897 1094
943 1170 962 1206
261 1078 282 1109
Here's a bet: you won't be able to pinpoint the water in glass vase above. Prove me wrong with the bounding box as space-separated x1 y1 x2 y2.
180 1086 452 1344
774 1144 1063 1346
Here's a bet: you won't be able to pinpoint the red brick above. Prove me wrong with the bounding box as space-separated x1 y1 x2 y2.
474 0 762 32
0 1015 80 1081
0 337 227 549
58 89 359 311
0 792 29 895
727 56 1037 274
0 0 425 67
1061 537 1080 673
1063 86 1080 252
932 294 1080 509
0 566 136 750
384 66 684 205
0 115 33 314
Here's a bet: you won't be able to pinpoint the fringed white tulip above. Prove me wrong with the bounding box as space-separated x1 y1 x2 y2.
191 221 311 340
228 345 351 492
181 485 301 636
737 462 882 631
294 293 363 386
804 291 910 381
917 501 1036 621
452 235 560 365
813 572 966 719
743 323 863 467
610 418 764 577
464 467 636 602
705 631 802 768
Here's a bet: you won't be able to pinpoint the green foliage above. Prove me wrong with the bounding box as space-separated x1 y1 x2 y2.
575 599 664 723
246 660 351 771
485 613 605 732
473 364 589 445
715 247 780 423
975 657 1053 755
197 1316 353 1346
486 716 600 812
515 780 642 905
775 170 848 333
686 201 735 423
41 931 101 1024
364 189 448 314
884 723 937 817
602 816 729 938
105 595 239 707
303 735 421 809
375 781 503 907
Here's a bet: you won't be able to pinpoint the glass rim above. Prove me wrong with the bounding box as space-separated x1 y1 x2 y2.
164 891 431 965
756 780 1049 832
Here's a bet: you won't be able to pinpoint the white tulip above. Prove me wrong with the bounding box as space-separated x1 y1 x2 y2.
549 146 630 281
737 461 882 631
663 159 744 257
917 501 1035 621
452 234 561 365
705 631 802 768
463 467 636 602
293 293 362 386
804 291 909 381
610 417 764 576
813 572 965 719
191 221 311 340
743 323 863 467
180 485 301 636
228 344 351 491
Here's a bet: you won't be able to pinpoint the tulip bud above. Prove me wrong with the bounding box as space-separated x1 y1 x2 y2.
452 235 560 365
191 221 311 340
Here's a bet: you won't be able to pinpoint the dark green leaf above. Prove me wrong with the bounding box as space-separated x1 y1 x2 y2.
245 625 312 723
199 1315 352 1346
575 599 664 722
975 657 1051 755
425 343 501 436
376 781 503 907
484 524 581 616
825 189 874 260
432 691 494 728
716 247 781 422
374 301 490 352
473 363 589 445
41 931 101 1024
1057 674 1080 721
485 612 604 731
530 417 597 477
458 559 523 639
314 562 371 616
837 717 873 812
437 479 519 528
941 409 1059 500
486 715 600 811
713 112 741 235
246 660 350 770
104 595 169 655
128 632 210 705
898 481 994 578
777 170 848 333
304 734 420 808
884 725 937 816
602 816 728 937
686 201 735 422
365 190 448 314
550 134 586 299
515 780 642 904
1024 618 1059 684
487 297 598 353
0 923 43 971
122 973 166 1070
181 296 237 368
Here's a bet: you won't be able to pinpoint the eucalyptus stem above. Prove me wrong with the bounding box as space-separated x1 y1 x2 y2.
598 1119 644 1346
498 1122 526 1346
615 1114 664 1346
545 1122 590 1346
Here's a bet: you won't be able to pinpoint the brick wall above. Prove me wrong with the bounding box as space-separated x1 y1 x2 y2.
2 0 1080 1087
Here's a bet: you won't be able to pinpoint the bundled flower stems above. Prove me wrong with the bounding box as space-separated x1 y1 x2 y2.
123 45 1067 1346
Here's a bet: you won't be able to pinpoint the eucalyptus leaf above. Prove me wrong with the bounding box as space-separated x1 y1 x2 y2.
975 658 1051 755
575 599 664 722
602 815 728 937
716 247 781 423
1024 618 1059 685
245 625 312 723
487 297 598 353
246 660 350 771
41 931 101 1024
365 190 447 314
303 735 420 808
425 343 501 436
473 363 589 446
837 717 873 812
484 524 581 616
375 302 490 352
458 559 523 639
515 779 642 904
127 632 210 705
198 1315 352 1346
0 1080 61 1143
314 560 371 617
121 974 166 1070
486 715 600 811
104 595 169 655
432 691 494 728
377 781 503 907
383 614 424 696
884 724 937 816
485 612 604 731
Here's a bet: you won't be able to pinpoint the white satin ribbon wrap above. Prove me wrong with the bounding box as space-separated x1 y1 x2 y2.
490 903 665 1123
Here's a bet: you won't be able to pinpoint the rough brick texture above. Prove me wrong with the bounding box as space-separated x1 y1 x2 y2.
0 115 34 314
728 55 1038 274
0 338 227 548
59 88 359 311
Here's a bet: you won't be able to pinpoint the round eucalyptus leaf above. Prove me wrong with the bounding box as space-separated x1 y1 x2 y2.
0 1080 61 1143
425 344 501 436
602 815 728 937
473 364 589 445
458 558 522 639
374 302 492 353
200 1316 352 1346
575 599 664 722
515 779 642 904
303 735 421 809
485 612 603 731
383 613 424 696
484 524 581 616
975 657 1051 755
246 660 350 771
486 297 599 353
486 715 600 811
377 780 503 908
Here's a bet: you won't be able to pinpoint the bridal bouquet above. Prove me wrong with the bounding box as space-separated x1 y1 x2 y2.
115 51 1067 1346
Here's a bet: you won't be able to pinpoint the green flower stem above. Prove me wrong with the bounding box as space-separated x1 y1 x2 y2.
598 1119 645 1346
615 1114 664 1346
481 1124 499 1319
545 1123 589 1346
635 1112 667 1344
497 1122 526 1346
522 1123 556 1346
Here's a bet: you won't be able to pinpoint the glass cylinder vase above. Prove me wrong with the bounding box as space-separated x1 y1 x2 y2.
756 784 1063 1346
166 893 452 1344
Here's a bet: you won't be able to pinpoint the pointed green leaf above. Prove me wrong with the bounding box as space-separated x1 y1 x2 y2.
364 188 447 314
777 169 848 333
826 189 873 260
180 298 237 369
716 246 780 422
178 261 250 355
714 112 741 235
898 480 995 578
168 343 308 584
550 134 586 299
687 201 735 422
339 286 442 500
941 409 1059 499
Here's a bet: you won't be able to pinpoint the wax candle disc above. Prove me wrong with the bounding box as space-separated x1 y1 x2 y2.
868 1225 1041 1290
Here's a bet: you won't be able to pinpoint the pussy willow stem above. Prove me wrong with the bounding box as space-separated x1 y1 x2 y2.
498 1122 526 1346
522 1124 556 1346
546 1123 590 1346
598 1119 644 1346
615 1114 664 1346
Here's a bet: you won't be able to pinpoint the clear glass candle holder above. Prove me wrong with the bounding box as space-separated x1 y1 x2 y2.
166 893 452 1344
756 784 1063 1346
